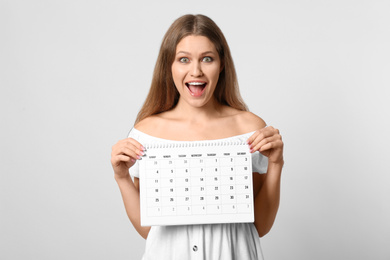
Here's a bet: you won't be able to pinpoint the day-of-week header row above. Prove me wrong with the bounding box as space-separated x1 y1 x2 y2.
148 152 247 159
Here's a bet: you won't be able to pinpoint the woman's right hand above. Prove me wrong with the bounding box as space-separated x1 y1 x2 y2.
111 138 144 179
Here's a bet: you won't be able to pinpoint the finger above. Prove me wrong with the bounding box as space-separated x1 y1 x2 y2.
111 154 135 167
123 138 145 151
124 146 143 159
248 128 273 149
251 134 280 152
112 143 139 162
247 129 269 147
259 139 284 152
247 126 276 144
249 133 265 151
125 139 146 157
247 131 261 145
261 126 279 138
112 139 144 157
112 138 144 153
114 145 143 160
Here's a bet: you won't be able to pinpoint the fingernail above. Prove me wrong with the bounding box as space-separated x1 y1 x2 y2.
137 155 141 159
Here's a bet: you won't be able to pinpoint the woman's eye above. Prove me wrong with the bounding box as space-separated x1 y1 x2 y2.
179 57 189 63
203 57 213 62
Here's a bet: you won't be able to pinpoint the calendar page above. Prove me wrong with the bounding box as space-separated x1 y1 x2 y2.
138 141 253 226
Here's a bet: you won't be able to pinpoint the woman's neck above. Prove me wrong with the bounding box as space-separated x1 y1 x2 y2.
171 97 224 122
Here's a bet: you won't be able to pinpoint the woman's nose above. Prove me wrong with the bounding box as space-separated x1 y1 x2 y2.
190 62 203 77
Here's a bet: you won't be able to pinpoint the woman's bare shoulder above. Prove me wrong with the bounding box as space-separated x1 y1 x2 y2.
234 111 267 132
134 115 164 134
134 112 177 137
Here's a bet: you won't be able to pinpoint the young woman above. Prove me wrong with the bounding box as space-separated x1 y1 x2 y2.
111 14 284 260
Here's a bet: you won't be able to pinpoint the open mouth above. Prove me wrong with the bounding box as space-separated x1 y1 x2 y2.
185 81 207 96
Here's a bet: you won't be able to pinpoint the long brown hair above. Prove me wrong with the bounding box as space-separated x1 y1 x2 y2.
135 14 248 124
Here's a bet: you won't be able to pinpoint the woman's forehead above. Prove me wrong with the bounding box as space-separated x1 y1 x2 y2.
175 35 217 55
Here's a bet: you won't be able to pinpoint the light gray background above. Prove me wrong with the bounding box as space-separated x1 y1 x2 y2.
1 0 389 259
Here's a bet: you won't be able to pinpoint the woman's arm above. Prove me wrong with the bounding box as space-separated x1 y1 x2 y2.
252 162 283 237
247 126 284 237
111 138 150 239
115 175 150 239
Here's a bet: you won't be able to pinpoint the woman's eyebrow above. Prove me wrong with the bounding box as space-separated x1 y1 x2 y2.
176 51 191 55
176 51 216 55
201 51 215 55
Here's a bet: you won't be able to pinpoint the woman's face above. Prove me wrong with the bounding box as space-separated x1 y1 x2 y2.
171 35 221 108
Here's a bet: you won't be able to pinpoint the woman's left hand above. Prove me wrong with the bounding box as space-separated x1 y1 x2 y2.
247 126 284 165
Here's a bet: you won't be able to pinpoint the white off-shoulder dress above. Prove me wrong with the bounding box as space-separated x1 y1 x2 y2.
128 128 269 260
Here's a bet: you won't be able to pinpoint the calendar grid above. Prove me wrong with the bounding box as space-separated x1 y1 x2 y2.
139 142 254 226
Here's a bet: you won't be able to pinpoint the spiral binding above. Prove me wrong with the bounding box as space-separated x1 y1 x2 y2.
144 140 247 150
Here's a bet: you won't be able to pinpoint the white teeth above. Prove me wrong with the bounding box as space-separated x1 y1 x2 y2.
187 82 205 85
